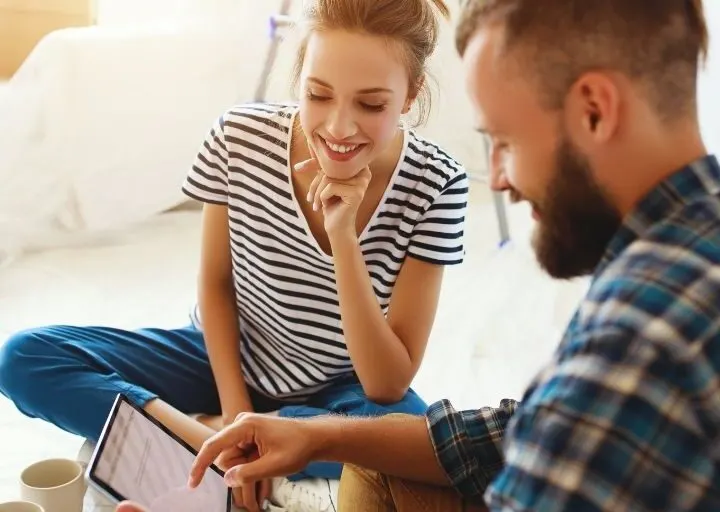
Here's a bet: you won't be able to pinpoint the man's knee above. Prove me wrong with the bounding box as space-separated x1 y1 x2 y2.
339 465 472 512
0 328 55 399
340 465 472 512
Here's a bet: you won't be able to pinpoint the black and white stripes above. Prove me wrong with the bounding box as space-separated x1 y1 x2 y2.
183 103 468 399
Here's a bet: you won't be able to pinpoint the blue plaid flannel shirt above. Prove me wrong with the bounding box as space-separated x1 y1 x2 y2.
426 154 720 511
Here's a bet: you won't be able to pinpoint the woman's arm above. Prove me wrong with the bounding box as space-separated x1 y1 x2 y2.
331 230 444 403
307 149 467 404
198 204 254 424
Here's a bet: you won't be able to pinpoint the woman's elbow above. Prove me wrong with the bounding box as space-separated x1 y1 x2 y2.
362 383 409 405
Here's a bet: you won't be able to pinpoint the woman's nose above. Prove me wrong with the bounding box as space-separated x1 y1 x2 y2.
326 107 357 141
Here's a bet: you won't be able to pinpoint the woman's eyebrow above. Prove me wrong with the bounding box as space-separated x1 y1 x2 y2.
357 87 394 94
307 77 393 95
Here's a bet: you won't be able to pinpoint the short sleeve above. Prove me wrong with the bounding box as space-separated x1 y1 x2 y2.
408 171 469 265
182 115 229 205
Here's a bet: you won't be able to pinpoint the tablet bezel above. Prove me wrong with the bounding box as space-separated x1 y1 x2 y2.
85 393 231 512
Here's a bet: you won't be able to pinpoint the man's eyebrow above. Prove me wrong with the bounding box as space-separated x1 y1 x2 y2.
307 77 393 95
475 127 506 137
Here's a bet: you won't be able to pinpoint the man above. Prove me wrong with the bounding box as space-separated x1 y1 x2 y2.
122 0 720 510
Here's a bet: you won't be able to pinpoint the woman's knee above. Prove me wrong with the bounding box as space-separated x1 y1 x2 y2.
0 327 60 398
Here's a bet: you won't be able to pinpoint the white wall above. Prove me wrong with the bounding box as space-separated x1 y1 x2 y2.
699 2 720 156
95 0 487 176
261 1 487 174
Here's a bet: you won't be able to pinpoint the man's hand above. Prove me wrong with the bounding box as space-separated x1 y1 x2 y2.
189 413 321 489
215 440 271 512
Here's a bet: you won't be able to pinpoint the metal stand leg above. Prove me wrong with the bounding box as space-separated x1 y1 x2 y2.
254 0 293 103
493 191 511 247
479 136 511 246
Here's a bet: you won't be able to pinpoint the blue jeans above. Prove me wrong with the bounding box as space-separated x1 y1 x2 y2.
0 324 427 480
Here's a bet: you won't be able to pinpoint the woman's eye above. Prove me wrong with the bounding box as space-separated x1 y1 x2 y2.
307 92 330 102
361 103 387 113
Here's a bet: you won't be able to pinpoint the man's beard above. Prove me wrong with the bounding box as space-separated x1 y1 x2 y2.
532 136 622 279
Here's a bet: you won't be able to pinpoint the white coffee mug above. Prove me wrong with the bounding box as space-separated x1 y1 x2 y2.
20 459 87 512
0 502 44 512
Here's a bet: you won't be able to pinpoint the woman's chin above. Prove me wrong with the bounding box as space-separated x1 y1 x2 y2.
321 158 370 180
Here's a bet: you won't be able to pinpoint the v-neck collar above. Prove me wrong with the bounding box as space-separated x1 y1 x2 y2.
284 107 409 260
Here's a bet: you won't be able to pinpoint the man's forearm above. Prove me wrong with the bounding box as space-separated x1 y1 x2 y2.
310 413 450 486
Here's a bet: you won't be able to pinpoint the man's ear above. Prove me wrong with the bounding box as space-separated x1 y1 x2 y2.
566 72 620 147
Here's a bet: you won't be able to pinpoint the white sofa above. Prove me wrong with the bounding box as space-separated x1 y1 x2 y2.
0 1 488 261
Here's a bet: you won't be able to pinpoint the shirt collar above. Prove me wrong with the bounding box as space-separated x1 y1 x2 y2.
594 154 720 277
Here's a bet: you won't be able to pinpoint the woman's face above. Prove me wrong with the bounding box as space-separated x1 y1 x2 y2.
298 30 412 179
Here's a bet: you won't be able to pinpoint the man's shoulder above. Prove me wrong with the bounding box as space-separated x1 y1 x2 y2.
579 203 720 353
602 197 720 294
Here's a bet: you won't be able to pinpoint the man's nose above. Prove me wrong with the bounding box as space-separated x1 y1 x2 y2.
490 169 510 192
326 106 357 140
489 153 510 192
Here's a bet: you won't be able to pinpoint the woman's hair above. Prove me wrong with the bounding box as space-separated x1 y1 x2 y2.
291 0 450 126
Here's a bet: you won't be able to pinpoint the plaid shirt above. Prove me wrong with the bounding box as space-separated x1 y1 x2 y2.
427 155 720 511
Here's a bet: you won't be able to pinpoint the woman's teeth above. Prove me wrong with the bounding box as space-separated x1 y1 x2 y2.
325 140 359 154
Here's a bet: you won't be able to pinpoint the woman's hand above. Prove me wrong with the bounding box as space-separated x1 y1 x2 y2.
294 146 372 240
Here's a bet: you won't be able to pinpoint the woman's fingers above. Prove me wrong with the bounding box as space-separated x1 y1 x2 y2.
298 163 372 214
294 158 321 173
311 175 328 211
319 182 361 208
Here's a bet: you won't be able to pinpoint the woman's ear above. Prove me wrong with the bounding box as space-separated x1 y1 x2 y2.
404 78 423 113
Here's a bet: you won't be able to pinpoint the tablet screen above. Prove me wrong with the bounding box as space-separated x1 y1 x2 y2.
88 395 230 512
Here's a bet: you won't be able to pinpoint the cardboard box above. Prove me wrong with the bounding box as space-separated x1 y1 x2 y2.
0 0 93 78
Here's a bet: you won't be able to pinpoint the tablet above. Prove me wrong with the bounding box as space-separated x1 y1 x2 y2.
86 393 231 512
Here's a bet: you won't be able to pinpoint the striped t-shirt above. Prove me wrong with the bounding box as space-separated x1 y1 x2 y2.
182 103 468 400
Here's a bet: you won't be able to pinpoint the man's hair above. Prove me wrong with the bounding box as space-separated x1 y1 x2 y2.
456 0 709 121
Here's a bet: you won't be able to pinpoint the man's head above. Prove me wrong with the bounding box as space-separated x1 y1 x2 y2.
457 0 709 279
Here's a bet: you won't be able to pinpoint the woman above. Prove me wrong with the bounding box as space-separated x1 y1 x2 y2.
0 0 466 509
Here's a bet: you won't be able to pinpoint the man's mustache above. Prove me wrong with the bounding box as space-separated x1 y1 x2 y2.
508 188 523 204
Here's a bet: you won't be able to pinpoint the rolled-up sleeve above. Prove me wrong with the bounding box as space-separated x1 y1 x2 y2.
426 399 519 502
